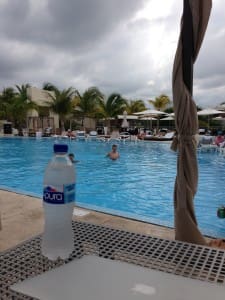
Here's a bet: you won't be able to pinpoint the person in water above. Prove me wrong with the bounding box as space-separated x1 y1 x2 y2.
106 144 120 160
68 153 79 163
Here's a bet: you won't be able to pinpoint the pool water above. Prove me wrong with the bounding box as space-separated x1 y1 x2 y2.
0 137 225 238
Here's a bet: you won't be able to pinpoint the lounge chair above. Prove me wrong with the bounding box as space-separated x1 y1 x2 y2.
143 131 175 141
108 131 121 142
87 131 98 140
119 132 131 140
198 135 217 152
130 135 138 142
76 131 86 140
61 131 69 139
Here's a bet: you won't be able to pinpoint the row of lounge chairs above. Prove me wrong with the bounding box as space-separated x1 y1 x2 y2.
36 129 177 143
197 135 225 153
63 131 138 142
141 131 175 141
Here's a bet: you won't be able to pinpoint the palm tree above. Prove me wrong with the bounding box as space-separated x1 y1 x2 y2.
42 82 58 92
149 94 171 131
149 94 171 111
0 87 16 120
73 87 104 126
98 93 127 129
15 84 31 101
11 84 37 130
126 100 146 114
45 86 75 131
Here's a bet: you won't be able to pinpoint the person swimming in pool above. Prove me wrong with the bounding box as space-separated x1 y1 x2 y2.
68 153 79 163
106 144 120 160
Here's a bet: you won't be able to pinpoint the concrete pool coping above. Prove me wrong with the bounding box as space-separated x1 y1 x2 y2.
0 189 216 252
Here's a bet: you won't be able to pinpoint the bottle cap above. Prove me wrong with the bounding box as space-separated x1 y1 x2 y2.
53 144 68 153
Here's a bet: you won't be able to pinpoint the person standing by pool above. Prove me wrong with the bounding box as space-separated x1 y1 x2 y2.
106 144 120 160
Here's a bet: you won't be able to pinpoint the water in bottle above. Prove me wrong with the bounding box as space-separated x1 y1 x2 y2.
41 143 76 260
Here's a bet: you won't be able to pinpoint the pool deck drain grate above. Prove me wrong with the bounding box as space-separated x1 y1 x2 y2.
1 221 225 299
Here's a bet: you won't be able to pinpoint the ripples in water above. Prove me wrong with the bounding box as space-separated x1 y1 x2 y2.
0 138 225 238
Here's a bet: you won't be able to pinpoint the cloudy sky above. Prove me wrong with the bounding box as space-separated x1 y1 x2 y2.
0 0 224 108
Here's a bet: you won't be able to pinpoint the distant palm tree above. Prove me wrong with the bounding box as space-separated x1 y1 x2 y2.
98 93 127 128
45 86 75 131
149 94 171 131
42 82 59 92
149 94 171 111
15 84 31 101
73 87 104 126
0 87 16 120
126 100 146 114
11 84 37 130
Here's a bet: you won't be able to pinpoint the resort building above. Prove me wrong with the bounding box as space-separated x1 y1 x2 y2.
27 87 96 134
26 87 59 135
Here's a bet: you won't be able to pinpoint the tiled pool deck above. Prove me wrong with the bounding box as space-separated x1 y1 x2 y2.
2 189 225 300
0 189 176 252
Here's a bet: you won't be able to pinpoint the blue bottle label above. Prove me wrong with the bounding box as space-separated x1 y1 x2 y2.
43 184 75 204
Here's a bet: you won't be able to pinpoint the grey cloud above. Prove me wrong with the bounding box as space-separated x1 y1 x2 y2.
196 27 225 78
46 0 146 51
196 76 225 90
193 6 225 107
0 0 30 22
0 0 225 109
0 0 146 52
0 40 51 88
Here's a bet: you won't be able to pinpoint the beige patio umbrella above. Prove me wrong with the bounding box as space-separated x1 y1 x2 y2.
134 110 166 131
197 108 225 129
133 109 167 116
171 0 212 245
213 116 225 120
160 116 174 121
160 116 175 130
139 116 157 130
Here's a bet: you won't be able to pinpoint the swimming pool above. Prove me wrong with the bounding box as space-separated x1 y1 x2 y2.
0 137 225 238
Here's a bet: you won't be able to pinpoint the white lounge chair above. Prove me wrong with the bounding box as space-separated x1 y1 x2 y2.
143 131 175 141
87 131 98 140
198 135 217 152
76 131 86 140
108 131 121 142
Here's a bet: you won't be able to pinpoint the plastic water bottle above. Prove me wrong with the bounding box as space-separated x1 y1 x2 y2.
41 143 75 260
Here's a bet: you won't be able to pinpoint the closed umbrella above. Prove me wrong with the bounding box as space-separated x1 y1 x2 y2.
121 111 129 129
171 0 212 245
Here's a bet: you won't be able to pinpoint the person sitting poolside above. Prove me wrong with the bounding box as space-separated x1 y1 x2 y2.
106 144 120 160
66 129 76 138
68 153 79 163
214 133 224 146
